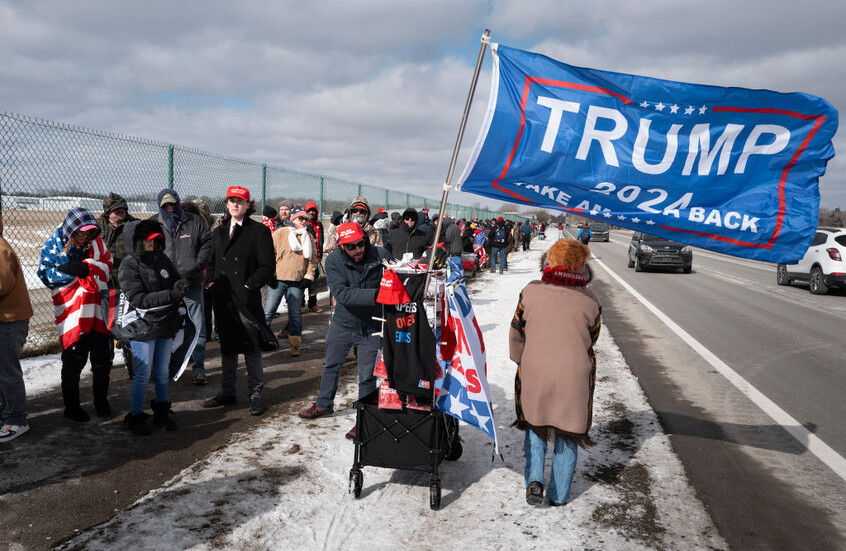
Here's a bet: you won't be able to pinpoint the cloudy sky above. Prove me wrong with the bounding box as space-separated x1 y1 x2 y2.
2 0 844 209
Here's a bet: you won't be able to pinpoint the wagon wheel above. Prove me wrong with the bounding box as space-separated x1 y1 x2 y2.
429 481 441 510
349 469 363 498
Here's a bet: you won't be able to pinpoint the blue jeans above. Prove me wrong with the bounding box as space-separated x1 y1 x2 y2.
264 280 304 335
491 246 507 272
183 287 207 373
0 320 29 425
315 323 381 411
524 429 578 504
130 338 172 415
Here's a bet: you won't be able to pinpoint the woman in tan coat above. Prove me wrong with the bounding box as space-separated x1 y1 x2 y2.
509 239 601 506
263 206 318 356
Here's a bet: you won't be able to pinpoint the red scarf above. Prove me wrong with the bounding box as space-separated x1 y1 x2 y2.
541 265 587 287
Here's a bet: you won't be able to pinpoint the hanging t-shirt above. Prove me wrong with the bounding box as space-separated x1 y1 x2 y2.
383 298 439 398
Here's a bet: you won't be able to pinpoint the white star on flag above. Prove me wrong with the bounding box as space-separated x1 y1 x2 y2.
655 102 665 111
670 104 679 114
632 217 641 223
685 106 695 115
589 210 599 216
646 220 656 225
468 402 491 430
617 215 627 220
640 100 649 108
603 211 612 218
447 392 469 417
699 105 707 114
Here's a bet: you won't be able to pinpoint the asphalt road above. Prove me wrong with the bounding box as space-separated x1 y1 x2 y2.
579 229 846 551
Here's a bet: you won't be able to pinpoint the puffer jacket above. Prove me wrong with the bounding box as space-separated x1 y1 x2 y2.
324 241 392 336
150 189 212 290
118 219 182 341
97 192 137 289
385 207 428 260
271 226 319 283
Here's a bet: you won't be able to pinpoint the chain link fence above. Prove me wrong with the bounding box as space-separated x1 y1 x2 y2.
0 111 529 356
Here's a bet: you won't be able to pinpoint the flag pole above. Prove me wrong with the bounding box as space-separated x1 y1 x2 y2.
428 29 490 273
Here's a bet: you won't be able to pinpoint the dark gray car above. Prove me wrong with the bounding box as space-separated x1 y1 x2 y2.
588 222 610 242
627 232 692 273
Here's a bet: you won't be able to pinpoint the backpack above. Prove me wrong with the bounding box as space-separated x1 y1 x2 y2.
492 226 508 247
578 228 591 244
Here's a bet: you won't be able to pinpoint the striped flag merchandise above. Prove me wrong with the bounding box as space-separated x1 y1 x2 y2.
435 279 499 454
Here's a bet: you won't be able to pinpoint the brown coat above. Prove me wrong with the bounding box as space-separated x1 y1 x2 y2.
509 280 601 436
271 227 318 282
0 235 34 323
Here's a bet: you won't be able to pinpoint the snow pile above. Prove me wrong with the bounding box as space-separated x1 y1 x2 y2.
58 239 726 550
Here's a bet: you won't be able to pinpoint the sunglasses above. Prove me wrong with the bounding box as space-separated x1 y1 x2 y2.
343 240 366 251
350 208 368 215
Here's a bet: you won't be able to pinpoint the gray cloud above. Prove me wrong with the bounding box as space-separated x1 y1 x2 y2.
1 0 843 208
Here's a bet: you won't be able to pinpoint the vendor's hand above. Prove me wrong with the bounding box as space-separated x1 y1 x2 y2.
299 278 312 289
56 262 89 278
173 279 190 294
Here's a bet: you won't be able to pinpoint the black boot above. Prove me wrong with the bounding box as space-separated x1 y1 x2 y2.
123 412 152 436
62 387 90 423
92 369 112 418
151 401 177 431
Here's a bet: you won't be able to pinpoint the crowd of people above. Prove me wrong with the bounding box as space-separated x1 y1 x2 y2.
2 190 600 505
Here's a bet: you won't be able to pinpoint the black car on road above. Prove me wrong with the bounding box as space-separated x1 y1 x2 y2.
627 232 692 273
588 222 610 242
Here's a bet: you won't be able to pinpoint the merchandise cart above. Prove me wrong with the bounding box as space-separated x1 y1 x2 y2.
349 268 462 510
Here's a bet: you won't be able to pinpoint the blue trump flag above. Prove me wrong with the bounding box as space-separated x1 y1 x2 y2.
457 44 838 262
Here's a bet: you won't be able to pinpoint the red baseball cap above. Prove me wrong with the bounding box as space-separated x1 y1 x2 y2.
144 232 164 241
226 186 250 202
337 222 365 245
378 207 386 213
377 269 411 305
305 201 318 212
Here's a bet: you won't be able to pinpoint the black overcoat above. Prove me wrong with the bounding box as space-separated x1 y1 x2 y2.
208 217 275 354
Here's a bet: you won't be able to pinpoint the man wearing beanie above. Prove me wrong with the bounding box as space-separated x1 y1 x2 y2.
97 192 137 290
150 189 213 386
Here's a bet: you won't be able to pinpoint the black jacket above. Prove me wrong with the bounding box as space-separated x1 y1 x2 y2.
208 217 275 354
97 192 138 289
117 219 182 342
150 196 212 290
385 208 428 260
438 217 464 256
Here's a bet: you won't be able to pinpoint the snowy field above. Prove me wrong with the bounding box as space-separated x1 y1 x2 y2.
40 238 726 551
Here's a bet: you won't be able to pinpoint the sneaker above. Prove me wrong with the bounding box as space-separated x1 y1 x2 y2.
345 426 356 441
548 499 567 507
202 394 237 408
0 423 29 443
193 371 208 386
298 403 331 419
308 305 323 313
249 395 267 416
526 481 544 505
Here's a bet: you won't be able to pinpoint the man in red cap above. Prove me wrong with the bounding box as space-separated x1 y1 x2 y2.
303 201 324 313
203 186 275 416
298 222 392 437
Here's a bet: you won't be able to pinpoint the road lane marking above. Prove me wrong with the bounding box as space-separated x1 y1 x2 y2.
708 271 747 286
592 255 846 483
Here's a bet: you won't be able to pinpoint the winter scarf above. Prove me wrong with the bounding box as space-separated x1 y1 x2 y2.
541 266 587 287
156 189 183 237
288 227 313 259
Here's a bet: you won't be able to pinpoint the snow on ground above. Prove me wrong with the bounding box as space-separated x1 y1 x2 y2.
53 239 726 551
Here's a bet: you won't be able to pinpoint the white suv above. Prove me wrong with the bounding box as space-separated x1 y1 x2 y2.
777 227 846 294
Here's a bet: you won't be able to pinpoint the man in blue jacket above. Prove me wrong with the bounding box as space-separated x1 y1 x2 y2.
299 222 391 434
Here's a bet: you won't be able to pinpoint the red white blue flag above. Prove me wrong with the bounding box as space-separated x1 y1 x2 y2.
457 44 839 263
435 280 499 454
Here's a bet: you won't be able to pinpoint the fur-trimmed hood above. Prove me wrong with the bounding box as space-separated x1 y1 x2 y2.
124 218 167 257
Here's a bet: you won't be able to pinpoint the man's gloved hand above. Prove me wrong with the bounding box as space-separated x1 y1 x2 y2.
56 262 89 278
299 278 312 289
173 279 191 294
169 288 185 302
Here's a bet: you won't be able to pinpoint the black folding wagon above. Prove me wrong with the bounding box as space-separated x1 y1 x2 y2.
349 391 462 510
